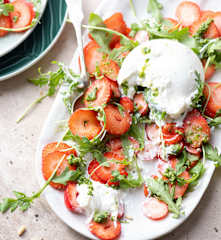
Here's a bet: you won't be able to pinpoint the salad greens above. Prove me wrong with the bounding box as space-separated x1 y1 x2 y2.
0 2 14 16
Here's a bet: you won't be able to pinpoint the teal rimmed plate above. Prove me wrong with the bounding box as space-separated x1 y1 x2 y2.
0 0 67 81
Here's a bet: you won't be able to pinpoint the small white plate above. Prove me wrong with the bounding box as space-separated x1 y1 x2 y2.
0 0 48 57
36 0 221 239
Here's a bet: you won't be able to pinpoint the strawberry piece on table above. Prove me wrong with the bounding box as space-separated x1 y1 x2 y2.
84 41 103 74
104 12 127 48
64 183 83 213
109 80 121 98
202 59 216 81
88 159 104 183
84 78 111 108
68 109 102 140
96 152 126 184
162 123 184 145
176 1 201 27
204 82 221 118
89 218 121 240
143 197 168 221
120 97 134 113
184 109 210 148
190 19 219 39
134 93 148 116
42 151 76 190
104 104 131 135
42 142 76 160
0 15 11 37
99 57 120 81
10 0 34 32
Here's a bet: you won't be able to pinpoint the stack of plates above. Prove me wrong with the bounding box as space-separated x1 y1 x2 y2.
0 0 67 81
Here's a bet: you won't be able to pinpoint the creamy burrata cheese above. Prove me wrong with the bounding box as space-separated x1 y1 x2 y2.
76 181 121 220
118 39 205 119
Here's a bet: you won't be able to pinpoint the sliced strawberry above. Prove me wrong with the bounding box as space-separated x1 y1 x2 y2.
162 123 184 145
104 12 127 48
184 109 210 148
146 124 161 143
202 59 216 81
68 109 102 140
104 104 131 135
42 151 76 190
134 93 148 116
174 171 190 199
42 142 76 160
0 15 11 37
204 82 221 118
143 197 168 221
84 78 111 108
99 57 120 81
214 12 221 35
157 158 170 175
176 1 201 27
144 184 149 197
88 159 104 183
201 11 215 21
84 41 103 74
10 0 34 32
96 152 126 184
89 218 121 240
186 145 202 158
64 183 83 214
190 19 219 39
109 80 121 98
134 30 149 43
120 97 134 113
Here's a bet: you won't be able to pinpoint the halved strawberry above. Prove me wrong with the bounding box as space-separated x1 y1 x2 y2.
96 152 126 184
175 1 201 27
162 123 184 145
84 41 103 74
84 78 111 108
10 0 34 32
64 183 83 214
174 170 190 199
184 109 210 148
42 151 76 190
190 19 219 39
143 197 168 221
99 57 120 81
0 15 11 37
204 82 221 118
88 159 104 183
89 218 121 240
104 12 127 48
109 80 121 98
104 104 131 135
68 109 102 140
134 93 148 116
120 97 134 113
202 59 216 81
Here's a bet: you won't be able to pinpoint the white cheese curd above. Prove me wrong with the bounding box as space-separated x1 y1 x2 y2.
118 39 205 119
76 181 121 221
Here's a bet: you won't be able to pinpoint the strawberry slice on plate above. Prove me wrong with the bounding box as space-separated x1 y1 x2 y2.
84 78 111 108
10 0 35 32
143 197 168 221
202 59 216 81
134 93 148 116
68 109 102 140
89 218 121 240
88 159 105 183
0 15 11 37
184 109 210 148
99 57 120 81
119 96 134 113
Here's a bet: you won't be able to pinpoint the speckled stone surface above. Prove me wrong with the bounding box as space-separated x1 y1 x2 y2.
1 1 221 240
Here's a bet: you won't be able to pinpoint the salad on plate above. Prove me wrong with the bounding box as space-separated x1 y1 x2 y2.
1 0 221 240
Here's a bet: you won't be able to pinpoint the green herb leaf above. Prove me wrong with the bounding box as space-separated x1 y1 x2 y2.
128 123 145 150
0 3 14 17
208 116 221 127
193 18 213 39
147 0 163 23
86 87 98 101
93 211 109 223
204 143 221 167
191 71 204 109
146 178 180 217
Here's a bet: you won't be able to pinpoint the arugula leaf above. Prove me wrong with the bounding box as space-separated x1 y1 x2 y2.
86 87 97 101
93 211 109 223
208 116 221 127
204 143 221 167
146 178 180 217
52 167 82 185
0 3 14 17
147 0 163 23
128 123 145 150
191 71 205 109
193 19 213 39
88 13 112 54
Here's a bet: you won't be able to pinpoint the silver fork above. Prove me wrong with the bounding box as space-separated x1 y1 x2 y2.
65 0 88 84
